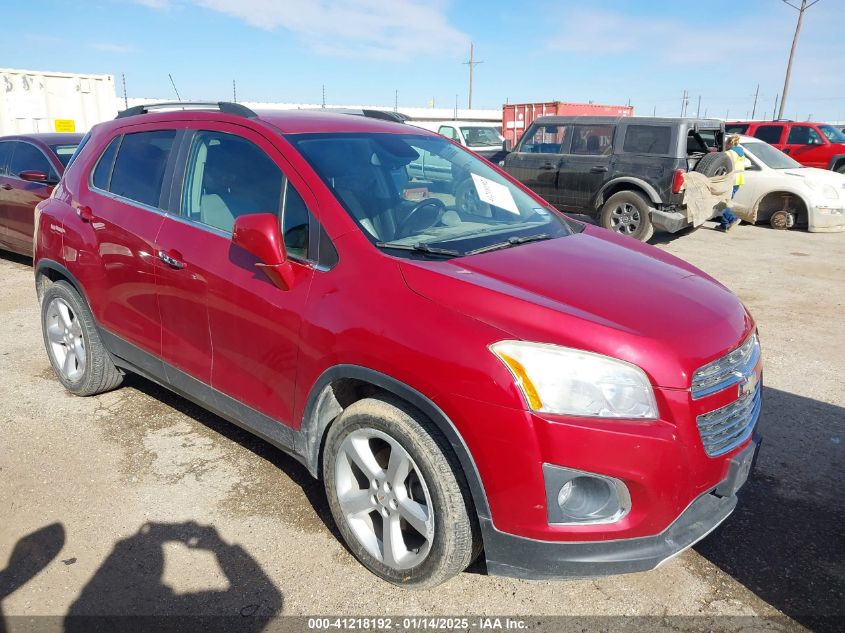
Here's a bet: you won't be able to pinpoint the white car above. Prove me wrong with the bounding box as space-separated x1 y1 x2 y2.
733 135 845 232
408 120 504 159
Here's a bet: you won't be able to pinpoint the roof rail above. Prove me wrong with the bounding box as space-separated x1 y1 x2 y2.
116 101 258 119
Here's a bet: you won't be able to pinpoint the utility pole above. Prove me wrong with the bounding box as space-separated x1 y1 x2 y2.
680 90 689 117
394 89 398 113
121 73 128 110
778 0 821 119
321 84 326 109
454 94 458 120
773 93 780 119
463 42 483 109
751 83 759 119
696 95 701 118
232 80 237 103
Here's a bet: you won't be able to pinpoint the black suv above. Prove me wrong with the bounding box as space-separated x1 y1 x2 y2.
502 116 728 240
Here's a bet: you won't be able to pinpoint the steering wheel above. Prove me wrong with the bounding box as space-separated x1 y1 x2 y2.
398 198 446 238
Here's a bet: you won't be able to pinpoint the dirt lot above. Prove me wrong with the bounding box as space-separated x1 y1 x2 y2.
1 221 843 632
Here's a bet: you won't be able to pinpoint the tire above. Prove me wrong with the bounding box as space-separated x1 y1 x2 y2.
40 280 123 396
694 151 733 177
835 163 845 175
323 396 479 588
599 191 654 241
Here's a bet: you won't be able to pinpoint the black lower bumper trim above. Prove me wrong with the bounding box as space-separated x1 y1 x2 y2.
482 488 737 580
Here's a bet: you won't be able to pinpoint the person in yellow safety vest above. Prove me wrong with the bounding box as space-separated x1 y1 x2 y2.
719 134 746 232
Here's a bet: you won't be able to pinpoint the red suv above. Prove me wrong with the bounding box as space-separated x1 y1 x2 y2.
34 102 762 587
727 120 845 172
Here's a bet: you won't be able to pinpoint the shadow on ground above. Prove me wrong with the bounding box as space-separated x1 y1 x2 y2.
696 386 844 632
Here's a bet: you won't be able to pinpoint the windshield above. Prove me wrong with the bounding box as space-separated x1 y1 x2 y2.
460 126 504 147
745 141 803 170
288 132 574 257
818 125 845 143
50 144 79 168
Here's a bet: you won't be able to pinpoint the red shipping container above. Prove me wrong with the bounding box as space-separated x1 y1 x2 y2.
503 101 633 145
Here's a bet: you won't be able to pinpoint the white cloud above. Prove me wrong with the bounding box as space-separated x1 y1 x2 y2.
136 0 469 60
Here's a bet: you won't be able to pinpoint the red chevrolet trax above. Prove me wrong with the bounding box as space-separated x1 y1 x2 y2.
34 102 762 587
0 133 82 256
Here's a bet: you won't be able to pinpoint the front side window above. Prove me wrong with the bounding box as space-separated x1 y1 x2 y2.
109 130 176 207
518 124 568 154
570 125 614 155
786 126 823 145
289 132 575 258
182 130 311 258
752 125 784 144
623 125 671 154
460 126 504 147
9 142 54 179
438 126 458 141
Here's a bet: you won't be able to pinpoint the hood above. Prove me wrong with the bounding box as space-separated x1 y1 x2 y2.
782 166 845 186
399 225 753 389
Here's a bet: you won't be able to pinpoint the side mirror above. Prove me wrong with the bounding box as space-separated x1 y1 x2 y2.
19 170 50 183
502 139 513 153
231 213 294 291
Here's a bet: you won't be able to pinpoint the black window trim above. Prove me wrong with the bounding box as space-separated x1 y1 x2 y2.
619 123 674 156
4 139 60 183
568 123 617 157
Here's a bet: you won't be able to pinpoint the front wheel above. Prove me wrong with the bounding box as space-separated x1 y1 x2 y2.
323 397 479 588
599 191 654 241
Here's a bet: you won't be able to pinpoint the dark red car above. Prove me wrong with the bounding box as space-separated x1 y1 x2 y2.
34 102 762 587
0 133 83 256
727 120 845 172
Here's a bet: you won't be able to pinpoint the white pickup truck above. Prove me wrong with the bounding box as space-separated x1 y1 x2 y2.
407 120 505 185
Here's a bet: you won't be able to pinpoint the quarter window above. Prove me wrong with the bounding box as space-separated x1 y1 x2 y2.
109 130 176 207
623 125 671 154
9 142 54 179
752 125 784 144
570 125 614 155
91 137 121 191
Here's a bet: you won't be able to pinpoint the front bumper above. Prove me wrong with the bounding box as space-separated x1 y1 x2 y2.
809 205 845 232
482 437 760 580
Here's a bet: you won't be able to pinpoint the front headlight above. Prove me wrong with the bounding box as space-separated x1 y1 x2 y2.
490 341 658 419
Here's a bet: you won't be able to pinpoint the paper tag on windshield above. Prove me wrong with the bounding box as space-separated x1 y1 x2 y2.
471 173 520 215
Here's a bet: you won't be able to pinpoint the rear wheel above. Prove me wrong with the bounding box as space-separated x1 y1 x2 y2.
599 191 654 241
323 397 478 588
40 281 123 396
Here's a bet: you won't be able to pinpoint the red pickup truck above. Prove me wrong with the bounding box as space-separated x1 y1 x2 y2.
727 120 845 173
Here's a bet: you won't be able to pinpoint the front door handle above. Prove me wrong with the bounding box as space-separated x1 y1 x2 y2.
158 249 186 269
782 148 791 154
590 166 609 173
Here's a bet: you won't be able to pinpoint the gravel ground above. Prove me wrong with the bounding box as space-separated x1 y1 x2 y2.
1 220 842 632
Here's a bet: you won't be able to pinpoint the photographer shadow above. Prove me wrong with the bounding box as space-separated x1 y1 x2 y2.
65 521 282 633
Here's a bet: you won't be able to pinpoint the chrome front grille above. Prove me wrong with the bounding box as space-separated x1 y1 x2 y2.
691 333 760 399
696 381 761 456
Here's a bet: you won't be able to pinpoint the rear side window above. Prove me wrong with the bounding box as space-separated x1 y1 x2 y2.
9 142 54 178
91 137 121 191
752 125 784 144
519 124 568 154
570 125 614 155
0 141 12 175
109 130 176 207
623 125 671 154
65 132 91 171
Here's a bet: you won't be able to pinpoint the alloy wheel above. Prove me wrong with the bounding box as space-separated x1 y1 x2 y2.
45 298 86 382
610 202 642 235
334 428 435 570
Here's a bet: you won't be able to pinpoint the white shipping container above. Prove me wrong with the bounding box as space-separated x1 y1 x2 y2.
0 68 118 135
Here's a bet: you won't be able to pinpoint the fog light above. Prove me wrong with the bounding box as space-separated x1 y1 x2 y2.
543 464 630 525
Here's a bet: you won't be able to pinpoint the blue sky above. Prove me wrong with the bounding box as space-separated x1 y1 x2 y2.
6 0 844 120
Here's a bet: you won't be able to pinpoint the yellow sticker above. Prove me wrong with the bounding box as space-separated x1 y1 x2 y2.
54 119 76 133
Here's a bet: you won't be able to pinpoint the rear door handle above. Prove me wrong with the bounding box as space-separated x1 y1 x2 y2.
158 249 186 269
590 166 609 173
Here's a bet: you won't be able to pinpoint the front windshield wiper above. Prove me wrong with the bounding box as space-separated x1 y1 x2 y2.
376 241 461 258
466 233 553 256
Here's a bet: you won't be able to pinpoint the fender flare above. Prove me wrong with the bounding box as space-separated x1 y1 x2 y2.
751 188 812 222
596 177 662 208
34 258 91 306
826 154 845 171
298 364 491 520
